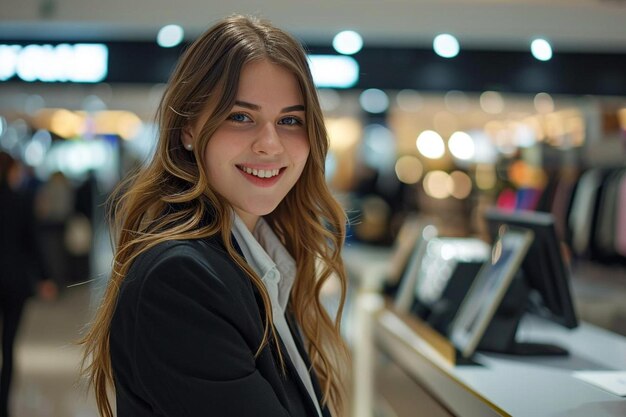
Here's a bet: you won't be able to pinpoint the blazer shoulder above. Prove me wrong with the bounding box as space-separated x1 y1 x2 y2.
120 235 251 301
134 235 227 266
112 236 261 349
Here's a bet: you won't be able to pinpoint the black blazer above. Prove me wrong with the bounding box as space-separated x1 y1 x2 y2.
110 235 332 417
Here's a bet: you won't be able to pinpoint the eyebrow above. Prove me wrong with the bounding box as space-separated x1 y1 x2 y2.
234 100 305 113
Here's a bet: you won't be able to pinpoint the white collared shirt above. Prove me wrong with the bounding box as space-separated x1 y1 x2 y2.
232 214 323 417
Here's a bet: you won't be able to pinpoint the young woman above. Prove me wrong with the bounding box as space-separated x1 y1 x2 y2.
81 14 350 417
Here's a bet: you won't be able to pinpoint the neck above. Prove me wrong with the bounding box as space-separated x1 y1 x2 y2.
234 209 259 233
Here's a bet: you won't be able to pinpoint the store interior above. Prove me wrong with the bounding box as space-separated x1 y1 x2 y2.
1 2 626 416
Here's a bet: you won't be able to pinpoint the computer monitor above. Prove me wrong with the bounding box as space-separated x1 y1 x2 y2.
393 227 490 334
449 226 534 358
484 208 579 331
393 224 438 313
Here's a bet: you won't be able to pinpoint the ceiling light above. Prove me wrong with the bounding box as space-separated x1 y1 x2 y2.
531 38 552 61
433 34 459 58
332 30 363 55
157 24 184 48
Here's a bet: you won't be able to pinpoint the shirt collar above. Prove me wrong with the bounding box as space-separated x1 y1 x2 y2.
231 213 296 311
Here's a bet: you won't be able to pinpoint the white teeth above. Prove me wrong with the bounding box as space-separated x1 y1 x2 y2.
240 166 280 179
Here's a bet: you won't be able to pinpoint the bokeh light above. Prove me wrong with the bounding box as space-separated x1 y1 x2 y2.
416 130 445 159
448 170 473 199
423 170 451 199
396 89 423 112
534 92 554 113
359 88 389 113
480 91 504 114
448 131 475 161
332 30 363 55
157 24 184 48
395 155 424 184
531 38 552 61
433 34 460 58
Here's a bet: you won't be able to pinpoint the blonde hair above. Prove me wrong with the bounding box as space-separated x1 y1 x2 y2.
80 14 350 416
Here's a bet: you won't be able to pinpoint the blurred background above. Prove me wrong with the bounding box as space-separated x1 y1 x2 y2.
0 1 625 416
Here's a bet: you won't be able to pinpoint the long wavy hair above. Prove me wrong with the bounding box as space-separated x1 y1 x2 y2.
80 14 351 417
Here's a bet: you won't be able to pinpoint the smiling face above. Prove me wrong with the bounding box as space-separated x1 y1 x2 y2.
183 59 310 231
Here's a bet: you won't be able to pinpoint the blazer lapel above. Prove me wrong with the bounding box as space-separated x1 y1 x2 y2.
273 329 326 417
285 312 333 417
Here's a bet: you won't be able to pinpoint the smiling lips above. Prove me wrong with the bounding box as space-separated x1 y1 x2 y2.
236 164 285 186
237 165 281 178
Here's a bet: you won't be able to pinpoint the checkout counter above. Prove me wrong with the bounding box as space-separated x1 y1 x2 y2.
344 243 626 417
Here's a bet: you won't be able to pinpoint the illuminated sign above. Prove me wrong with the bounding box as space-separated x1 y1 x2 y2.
307 55 359 88
0 43 108 83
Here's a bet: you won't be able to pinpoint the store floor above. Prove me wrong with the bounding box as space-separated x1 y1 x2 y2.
11 284 97 417
7 261 626 417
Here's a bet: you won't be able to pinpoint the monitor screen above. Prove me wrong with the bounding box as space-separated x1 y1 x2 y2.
393 224 438 313
484 209 579 329
449 226 534 358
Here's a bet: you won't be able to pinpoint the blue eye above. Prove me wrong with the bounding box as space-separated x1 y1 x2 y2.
279 116 303 126
228 113 251 123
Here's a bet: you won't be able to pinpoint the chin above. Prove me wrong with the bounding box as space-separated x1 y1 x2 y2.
258 205 281 217
243 203 281 218
253 195 288 213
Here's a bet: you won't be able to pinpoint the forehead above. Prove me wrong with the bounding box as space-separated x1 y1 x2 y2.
236 59 304 105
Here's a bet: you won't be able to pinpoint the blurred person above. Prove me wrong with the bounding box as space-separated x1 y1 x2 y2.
0 152 57 417
81 15 350 417
75 170 97 223
35 170 75 289
65 171 99 283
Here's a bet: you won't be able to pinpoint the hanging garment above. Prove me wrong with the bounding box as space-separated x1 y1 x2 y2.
568 169 603 258
615 172 626 258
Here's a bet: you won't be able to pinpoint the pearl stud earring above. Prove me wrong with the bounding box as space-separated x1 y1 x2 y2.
185 143 193 151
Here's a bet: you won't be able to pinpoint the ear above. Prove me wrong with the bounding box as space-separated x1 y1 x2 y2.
182 124 194 148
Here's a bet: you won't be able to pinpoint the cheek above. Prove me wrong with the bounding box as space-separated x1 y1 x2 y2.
203 144 227 184
290 138 311 166
205 163 220 185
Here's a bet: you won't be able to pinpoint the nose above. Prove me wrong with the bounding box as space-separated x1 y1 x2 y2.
252 122 284 156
